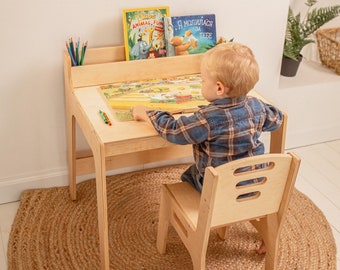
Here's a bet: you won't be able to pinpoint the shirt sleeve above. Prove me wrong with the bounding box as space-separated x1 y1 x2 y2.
146 110 209 145
261 102 283 132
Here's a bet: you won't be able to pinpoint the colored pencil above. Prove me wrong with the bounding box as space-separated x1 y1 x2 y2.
99 110 108 124
102 111 112 126
69 38 76 63
80 41 88 65
66 41 77 66
75 40 79 66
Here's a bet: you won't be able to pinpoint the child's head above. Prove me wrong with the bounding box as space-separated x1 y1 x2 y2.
200 42 259 98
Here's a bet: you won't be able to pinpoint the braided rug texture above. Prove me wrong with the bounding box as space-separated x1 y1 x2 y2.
8 164 336 269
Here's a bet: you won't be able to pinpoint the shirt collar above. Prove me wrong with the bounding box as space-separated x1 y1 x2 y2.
211 97 246 107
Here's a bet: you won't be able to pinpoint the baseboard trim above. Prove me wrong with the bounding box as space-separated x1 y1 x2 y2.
0 157 194 204
286 125 340 150
0 169 69 204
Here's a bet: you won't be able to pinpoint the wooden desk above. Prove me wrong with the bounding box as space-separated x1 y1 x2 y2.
63 45 287 269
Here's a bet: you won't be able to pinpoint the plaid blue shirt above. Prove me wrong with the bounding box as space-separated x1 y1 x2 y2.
147 96 283 178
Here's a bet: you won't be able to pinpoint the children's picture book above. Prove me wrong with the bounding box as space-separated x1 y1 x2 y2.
122 6 170 61
164 14 217 56
98 74 209 121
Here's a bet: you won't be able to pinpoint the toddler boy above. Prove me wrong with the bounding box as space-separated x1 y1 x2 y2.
133 42 283 194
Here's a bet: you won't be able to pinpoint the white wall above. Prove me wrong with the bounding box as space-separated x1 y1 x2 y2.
1 0 338 203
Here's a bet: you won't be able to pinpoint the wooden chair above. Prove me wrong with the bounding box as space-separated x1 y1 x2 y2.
156 152 301 270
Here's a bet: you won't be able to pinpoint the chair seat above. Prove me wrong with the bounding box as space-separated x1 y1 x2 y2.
166 182 201 229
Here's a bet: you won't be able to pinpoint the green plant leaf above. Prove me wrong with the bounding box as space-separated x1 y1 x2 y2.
283 2 340 60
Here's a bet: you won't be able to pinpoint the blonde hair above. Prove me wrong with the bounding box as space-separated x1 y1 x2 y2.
202 42 259 97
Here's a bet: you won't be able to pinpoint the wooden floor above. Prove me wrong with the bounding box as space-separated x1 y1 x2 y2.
0 140 339 269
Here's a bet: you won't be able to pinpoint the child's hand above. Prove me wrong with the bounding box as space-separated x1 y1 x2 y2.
132 105 149 121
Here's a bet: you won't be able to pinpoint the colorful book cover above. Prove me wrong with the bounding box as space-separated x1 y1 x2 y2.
122 6 170 61
164 14 217 56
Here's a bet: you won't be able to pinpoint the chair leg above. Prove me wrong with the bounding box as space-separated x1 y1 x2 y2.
216 226 229 240
264 249 278 270
262 230 279 270
250 216 280 270
157 185 171 254
191 251 207 270
189 228 210 270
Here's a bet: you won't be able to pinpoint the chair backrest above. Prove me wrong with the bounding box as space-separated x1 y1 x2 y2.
199 153 300 228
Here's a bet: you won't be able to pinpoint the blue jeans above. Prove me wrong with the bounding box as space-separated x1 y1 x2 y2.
181 164 203 192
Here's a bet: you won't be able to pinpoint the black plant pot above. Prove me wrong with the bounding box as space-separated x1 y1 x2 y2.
280 55 303 77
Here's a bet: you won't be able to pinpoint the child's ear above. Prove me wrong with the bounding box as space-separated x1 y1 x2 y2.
216 81 229 96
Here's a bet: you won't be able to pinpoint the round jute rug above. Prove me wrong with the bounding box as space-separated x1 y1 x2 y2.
8 165 336 270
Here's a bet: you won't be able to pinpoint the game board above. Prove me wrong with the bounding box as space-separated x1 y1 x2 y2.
99 74 208 120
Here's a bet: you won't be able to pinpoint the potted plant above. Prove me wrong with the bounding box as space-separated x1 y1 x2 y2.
281 0 340 76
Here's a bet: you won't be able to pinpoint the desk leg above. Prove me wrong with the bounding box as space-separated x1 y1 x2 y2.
94 145 110 270
270 112 287 154
67 114 77 200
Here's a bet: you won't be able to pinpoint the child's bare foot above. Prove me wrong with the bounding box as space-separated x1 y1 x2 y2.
256 240 266 254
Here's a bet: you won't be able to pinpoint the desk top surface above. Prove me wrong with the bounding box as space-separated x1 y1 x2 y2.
74 86 265 145
74 86 157 144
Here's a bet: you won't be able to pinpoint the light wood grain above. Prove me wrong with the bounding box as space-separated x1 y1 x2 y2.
157 152 301 270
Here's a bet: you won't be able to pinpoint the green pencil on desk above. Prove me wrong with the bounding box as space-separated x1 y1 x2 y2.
99 110 112 126
99 110 108 124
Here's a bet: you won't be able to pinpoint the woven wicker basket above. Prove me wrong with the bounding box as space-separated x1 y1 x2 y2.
316 28 340 75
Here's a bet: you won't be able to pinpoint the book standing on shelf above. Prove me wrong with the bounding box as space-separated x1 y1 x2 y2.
122 6 170 61
164 14 217 56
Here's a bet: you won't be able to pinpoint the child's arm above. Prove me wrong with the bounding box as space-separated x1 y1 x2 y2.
262 103 283 131
133 105 209 145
